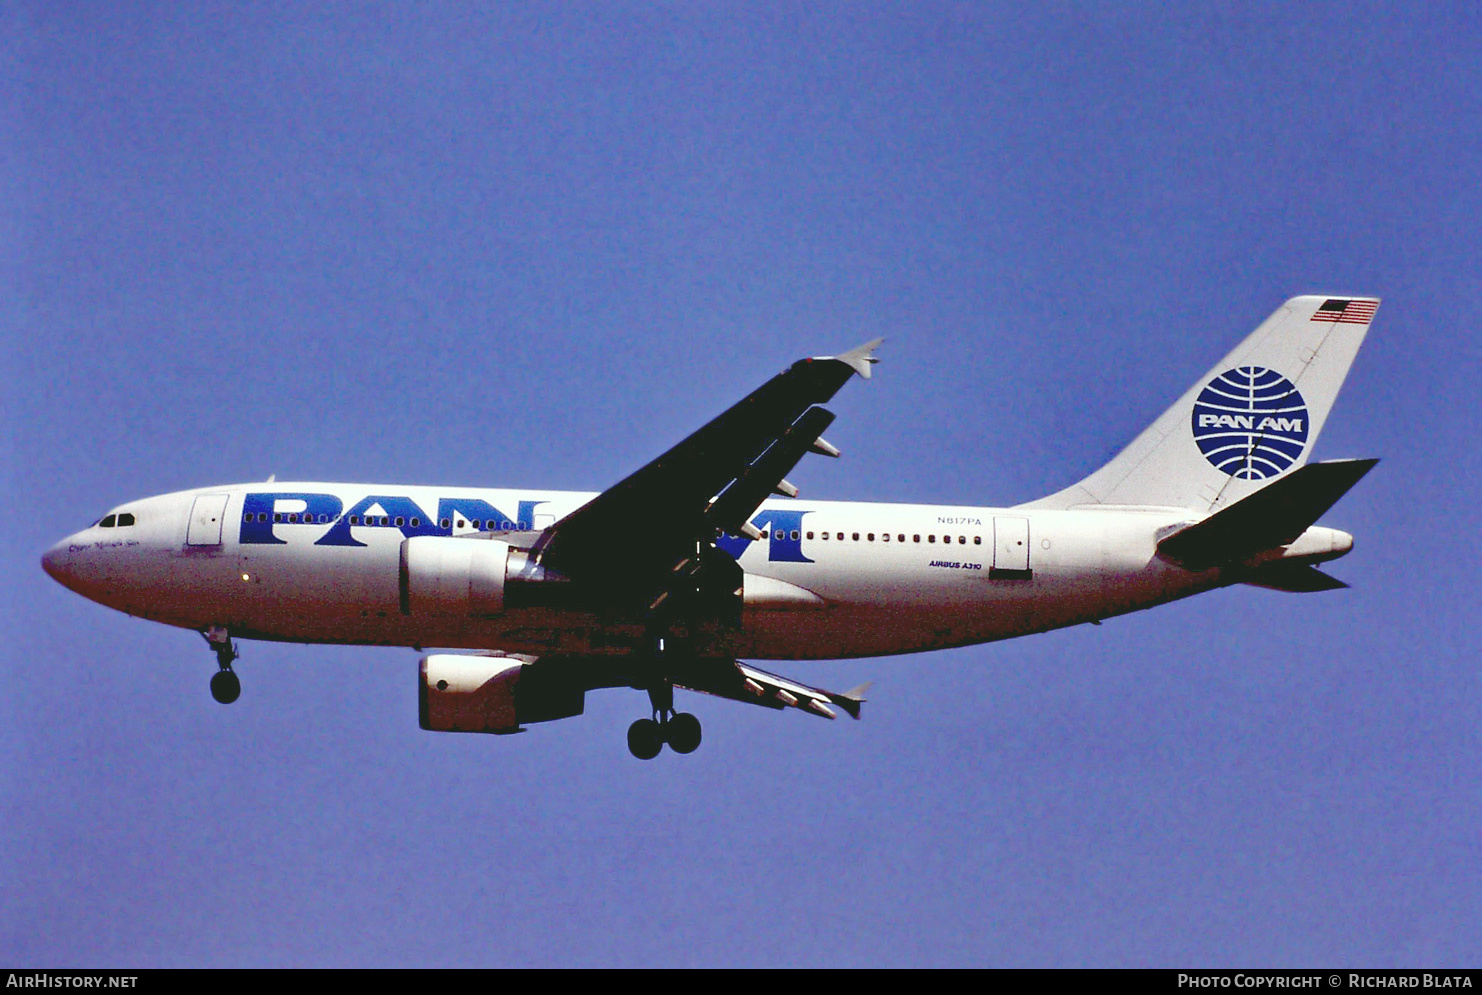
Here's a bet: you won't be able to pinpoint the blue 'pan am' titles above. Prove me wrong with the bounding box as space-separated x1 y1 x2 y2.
1191 367 1309 480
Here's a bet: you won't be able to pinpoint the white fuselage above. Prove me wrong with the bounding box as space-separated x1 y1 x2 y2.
42 482 1229 661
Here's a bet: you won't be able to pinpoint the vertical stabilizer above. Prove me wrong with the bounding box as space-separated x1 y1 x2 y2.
1022 296 1377 513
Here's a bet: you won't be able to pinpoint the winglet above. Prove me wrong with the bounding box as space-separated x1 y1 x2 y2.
828 681 873 720
823 338 884 380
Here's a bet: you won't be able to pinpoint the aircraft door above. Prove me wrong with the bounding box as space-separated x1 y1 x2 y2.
990 516 1032 580
186 494 230 546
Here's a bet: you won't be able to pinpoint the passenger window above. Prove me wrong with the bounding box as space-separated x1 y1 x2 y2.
411 518 420 528
898 534 905 542
852 532 860 541
288 513 299 523
867 533 875 541
472 520 481 529
395 517 405 527
913 534 920 543
928 535 935 543
350 516 360 525
790 530 799 541
882 533 890 542
836 532 844 541
974 536 982 545
806 531 814 540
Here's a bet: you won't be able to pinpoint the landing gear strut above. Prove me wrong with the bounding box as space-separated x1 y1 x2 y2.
627 682 703 759
202 626 240 704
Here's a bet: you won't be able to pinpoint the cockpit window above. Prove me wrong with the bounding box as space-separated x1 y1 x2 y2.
99 514 117 528
117 513 135 527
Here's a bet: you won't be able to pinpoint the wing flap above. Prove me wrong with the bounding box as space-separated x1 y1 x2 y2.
704 405 836 535
673 660 870 721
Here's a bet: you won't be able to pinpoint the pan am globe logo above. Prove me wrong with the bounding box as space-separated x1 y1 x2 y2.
1191 367 1309 479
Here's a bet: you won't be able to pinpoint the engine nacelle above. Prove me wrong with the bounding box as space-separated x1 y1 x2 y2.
399 536 565 617
418 654 584 734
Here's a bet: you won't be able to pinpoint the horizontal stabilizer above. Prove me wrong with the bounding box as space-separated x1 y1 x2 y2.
1157 458 1378 570
1241 563 1350 593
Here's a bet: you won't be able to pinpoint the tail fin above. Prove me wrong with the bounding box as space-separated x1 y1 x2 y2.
1023 296 1378 513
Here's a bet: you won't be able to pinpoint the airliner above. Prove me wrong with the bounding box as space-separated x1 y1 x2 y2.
41 295 1379 758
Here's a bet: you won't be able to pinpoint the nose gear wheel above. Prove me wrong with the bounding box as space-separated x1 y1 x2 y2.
202 627 241 704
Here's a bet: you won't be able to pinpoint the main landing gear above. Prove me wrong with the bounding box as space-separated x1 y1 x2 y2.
627 682 702 760
202 626 240 704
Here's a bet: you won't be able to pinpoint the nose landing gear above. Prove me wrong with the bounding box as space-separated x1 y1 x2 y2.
210 669 240 705
202 626 240 704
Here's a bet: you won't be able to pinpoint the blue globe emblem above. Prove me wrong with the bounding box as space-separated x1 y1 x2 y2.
1191 367 1309 479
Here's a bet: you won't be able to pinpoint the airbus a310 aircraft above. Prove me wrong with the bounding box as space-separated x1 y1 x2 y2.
42 295 1378 758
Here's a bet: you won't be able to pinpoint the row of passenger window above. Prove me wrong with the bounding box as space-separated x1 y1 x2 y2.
244 512 514 530
244 511 978 546
97 513 136 528
769 529 981 545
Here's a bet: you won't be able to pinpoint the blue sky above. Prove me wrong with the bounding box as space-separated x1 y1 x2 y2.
4 1 1479 967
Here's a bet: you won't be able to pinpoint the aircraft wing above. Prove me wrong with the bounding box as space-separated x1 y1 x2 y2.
674 660 871 721
533 340 882 603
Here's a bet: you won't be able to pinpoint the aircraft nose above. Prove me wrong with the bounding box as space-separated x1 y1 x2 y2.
41 539 76 587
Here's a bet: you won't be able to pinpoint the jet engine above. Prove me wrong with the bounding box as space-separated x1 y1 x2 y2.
419 653 585 734
398 535 567 617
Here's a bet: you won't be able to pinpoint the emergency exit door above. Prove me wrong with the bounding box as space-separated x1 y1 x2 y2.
990 516 1032 580
187 494 230 546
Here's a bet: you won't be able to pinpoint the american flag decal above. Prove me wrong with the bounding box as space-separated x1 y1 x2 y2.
1311 298 1379 324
